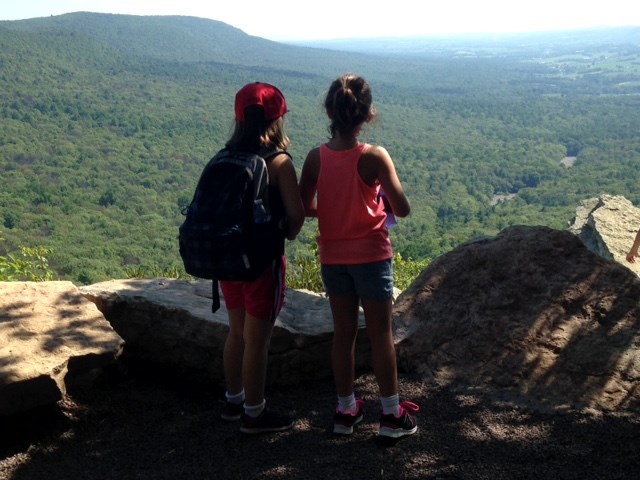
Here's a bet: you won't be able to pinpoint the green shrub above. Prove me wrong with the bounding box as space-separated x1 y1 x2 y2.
286 247 430 293
125 265 183 279
287 244 324 292
393 253 430 291
0 241 56 282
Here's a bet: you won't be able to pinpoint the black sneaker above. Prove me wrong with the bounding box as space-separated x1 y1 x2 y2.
378 401 419 438
333 398 364 435
240 408 294 434
220 400 244 421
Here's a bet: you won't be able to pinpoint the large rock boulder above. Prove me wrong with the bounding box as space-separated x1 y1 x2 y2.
0 281 124 416
79 279 370 387
570 194 640 276
393 225 640 412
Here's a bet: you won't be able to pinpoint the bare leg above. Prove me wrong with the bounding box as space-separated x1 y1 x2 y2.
223 308 245 395
242 312 274 407
361 297 398 398
328 293 361 396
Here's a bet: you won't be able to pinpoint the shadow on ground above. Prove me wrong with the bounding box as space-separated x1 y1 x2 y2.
2 357 640 480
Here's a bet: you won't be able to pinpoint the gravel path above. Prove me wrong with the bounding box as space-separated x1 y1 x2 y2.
2 365 639 480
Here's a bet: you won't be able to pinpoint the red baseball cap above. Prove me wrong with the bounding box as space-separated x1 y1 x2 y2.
234 82 288 121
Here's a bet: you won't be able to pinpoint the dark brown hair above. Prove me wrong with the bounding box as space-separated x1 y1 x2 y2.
324 74 376 138
226 105 290 152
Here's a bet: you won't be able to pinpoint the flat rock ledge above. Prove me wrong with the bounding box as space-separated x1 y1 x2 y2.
79 278 369 388
0 281 124 416
1 278 369 417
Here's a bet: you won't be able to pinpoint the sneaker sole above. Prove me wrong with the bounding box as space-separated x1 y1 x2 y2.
333 415 363 435
221 413 243 422
240 423 294 434
378 425 418 438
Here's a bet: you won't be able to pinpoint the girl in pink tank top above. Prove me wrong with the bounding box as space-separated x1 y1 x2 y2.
299 74 419 439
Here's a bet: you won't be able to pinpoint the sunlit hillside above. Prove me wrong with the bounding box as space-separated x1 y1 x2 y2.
1 13 639 283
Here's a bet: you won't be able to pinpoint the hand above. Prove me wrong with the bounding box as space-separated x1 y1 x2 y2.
627 251 638 263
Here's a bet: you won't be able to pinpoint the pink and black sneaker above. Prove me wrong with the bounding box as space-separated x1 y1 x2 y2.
378 401 419 438
240 408 294 434
220 400 244 422
333 398 364 435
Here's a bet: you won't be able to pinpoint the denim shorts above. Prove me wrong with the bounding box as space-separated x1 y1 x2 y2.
321 258 394 301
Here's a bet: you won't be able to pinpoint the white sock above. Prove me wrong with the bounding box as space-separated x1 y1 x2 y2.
225 389 245 405
337 393 357 414
381 394 400 417
244 399 266 418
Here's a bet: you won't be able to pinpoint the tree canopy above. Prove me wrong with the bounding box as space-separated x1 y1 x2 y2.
1 14 639 283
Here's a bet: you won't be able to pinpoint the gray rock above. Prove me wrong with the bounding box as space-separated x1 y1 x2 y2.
393 225 640 412
570 194 640 276
0 281 124 416
79 279 370 387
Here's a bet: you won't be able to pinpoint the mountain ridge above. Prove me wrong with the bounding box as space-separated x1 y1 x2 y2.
1 13 639 284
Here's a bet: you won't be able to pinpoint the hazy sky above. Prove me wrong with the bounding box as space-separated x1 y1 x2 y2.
1 0 639 41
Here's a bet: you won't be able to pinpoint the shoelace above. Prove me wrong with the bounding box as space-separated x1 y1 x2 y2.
398 400 420 415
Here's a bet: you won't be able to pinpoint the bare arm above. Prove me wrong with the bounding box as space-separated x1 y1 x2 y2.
298 148 320 218
272 154 305 240
361 145 410 218
627 229 640 263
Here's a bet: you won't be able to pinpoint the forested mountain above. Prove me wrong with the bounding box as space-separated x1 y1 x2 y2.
1 13 639 284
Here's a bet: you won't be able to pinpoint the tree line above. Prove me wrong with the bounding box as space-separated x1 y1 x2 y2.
1 14 639 284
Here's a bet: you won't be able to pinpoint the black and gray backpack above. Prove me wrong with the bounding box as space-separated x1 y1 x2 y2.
178 148 286 309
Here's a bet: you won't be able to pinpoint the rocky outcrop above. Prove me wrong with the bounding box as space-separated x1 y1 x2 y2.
1 278 369 417
0 282 124 416
394 225 640 412
4 207 640 418
570 194 640 276
79 279 369 387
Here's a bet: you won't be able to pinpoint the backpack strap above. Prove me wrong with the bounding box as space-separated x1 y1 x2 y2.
251 150 291 223
260 149 291 163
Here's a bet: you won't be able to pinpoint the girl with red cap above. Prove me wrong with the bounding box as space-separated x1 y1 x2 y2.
219 82 304 434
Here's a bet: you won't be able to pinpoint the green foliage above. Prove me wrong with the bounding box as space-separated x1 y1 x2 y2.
286 246 430 294
287 244 324 292
393 253 431 292
124 265 184 279
1 14 639 285
0 232 56 281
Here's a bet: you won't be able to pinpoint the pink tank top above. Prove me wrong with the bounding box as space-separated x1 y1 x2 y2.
316 142 393 264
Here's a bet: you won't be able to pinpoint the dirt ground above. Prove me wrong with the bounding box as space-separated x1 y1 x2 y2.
2 361 640 480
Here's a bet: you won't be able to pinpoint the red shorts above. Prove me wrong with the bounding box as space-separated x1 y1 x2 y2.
219 256 286 321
